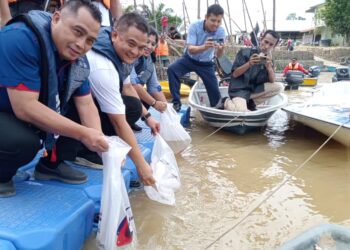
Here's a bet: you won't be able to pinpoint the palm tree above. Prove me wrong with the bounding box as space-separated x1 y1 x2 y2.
124 2 182 33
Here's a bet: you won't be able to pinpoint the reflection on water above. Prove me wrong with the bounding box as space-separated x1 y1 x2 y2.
85 81 350 249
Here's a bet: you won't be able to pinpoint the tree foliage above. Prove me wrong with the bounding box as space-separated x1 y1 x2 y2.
123 3 182 33
321 0 350 36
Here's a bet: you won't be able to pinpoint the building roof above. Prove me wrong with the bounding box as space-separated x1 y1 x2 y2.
265 20 314 32
306 1 325 13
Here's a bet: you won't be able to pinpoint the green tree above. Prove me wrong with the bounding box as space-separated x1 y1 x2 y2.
321 0 350 40
123 3 182 33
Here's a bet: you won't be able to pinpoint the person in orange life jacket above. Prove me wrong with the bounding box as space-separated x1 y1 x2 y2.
131 27 167 115
0 1 108 198
57 13 157 186
283 57 309 76
155 34 170 67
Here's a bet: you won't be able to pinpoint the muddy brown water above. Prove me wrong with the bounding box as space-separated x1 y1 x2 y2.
85 72 350 249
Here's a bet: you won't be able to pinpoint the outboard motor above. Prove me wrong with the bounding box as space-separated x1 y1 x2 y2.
285 70 304 90
332 67 350 82
308 66 320 77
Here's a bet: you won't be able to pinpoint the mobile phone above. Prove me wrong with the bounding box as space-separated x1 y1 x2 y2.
259 55 267 64
208 38 224 44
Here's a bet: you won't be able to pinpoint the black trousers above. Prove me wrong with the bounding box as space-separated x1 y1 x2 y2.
56 95 142 161
0 112 41 182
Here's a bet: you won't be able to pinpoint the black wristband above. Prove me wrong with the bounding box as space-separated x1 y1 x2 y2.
141 112 151 121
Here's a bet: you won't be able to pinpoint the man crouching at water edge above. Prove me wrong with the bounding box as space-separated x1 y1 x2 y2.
224 30 284 112
0 1 108 198
167 4 226 112
56 13 156 186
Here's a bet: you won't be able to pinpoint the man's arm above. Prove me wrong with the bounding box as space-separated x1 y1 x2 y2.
187 39 216 55
265 56 275 83
7 89 108 153
0 0 11 28
107 113 155 185
232 53 261 78
73 94 102 131
109 0 122 21
299 65 309 75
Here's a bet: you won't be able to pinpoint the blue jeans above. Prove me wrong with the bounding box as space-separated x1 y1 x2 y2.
167 55 221 107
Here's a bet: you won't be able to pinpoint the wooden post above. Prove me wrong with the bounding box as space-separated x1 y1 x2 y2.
226 0 232 39
273 0 276 31
197 0 201 19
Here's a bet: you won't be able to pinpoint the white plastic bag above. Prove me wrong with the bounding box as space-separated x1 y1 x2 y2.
97 136 136 249
144 134 181 206
159 104 191 154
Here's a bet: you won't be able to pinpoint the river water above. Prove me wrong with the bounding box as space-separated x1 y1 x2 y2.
85 72 350 249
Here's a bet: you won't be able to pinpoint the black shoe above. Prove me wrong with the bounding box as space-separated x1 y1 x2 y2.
34 161 88 184
75 152 103 170
173 102 181 112
130 180 142 188
130 123 142 132
247 99 257 111
0 180 15 198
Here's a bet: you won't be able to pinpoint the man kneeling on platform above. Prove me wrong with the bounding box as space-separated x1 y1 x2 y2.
56 13 157 186
224 30 284 112
0 1 108 198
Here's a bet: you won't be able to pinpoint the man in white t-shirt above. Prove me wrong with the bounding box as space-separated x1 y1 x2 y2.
60 13 157 186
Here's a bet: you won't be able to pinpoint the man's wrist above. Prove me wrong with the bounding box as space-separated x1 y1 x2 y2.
150 99 157 107
141 112 151 121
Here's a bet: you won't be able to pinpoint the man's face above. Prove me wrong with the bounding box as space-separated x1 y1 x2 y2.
259 33 278 55
143 34 157 57
51 7 100 61
204 14 222 33
292 59 297 65
111 26 148 64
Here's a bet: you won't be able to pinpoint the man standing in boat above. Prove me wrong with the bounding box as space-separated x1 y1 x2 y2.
225 30 284 112
167 4 226 112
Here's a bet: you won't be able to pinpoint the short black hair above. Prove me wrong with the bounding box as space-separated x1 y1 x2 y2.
261 29 280 45
292 57 297 60
206 4 224 16
113 12 149 35
148 26 159 44
62 0 102 24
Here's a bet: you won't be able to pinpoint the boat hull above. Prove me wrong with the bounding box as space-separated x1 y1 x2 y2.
189 82 288 134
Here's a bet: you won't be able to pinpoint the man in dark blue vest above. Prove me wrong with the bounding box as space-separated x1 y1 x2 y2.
0 0 109 197
57 13 157 186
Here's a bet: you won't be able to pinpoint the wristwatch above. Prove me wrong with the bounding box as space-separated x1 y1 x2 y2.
141 112 151 121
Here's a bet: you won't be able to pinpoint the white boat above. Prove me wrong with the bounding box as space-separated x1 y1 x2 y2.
189 82 288 134
283 81 350 147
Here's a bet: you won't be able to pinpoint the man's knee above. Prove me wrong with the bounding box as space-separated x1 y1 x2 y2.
224 97 249 112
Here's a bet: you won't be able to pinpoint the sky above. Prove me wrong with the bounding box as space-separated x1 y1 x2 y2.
121 0 325 33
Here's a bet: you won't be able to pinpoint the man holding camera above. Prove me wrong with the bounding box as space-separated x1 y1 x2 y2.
167 4 226 112
224 30 284 112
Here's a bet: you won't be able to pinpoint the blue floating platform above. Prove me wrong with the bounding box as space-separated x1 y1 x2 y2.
0 181 94 250
0 239 16 250
0 105 190 250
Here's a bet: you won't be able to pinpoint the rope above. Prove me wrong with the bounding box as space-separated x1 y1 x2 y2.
204 118 350 249
182 113 241 153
